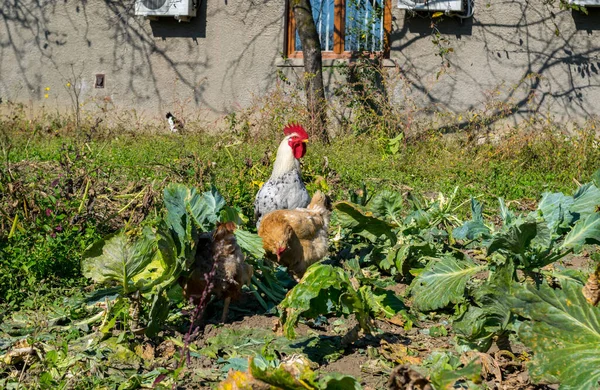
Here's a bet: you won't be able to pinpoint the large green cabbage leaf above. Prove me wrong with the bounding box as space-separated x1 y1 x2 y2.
82 228 156 294
570 183 600 222
410 254 484 311
334 201 396 244
561 212 600 252
511 281 600 389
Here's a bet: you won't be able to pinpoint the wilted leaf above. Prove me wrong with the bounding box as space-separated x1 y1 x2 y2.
249 355 316 390
561 212 600 252
218 369 268 390
388 365 432 390
428 324 448 337
379 340 421 365
410 255 484 311
582 263 600 306
334 202 396 244
359 286 406 318
511 281 600 389
134 343 155 361
101 337 141 369
280 264 367 338
200 327 305 360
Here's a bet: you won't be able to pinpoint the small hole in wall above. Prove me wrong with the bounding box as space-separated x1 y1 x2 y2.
95 74 105 89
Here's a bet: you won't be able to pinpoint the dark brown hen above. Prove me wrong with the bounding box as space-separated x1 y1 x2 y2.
179 221 253 322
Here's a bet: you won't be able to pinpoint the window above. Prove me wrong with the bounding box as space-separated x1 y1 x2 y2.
285 0 392 59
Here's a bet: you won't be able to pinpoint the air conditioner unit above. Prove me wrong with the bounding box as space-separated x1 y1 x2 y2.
569 0 600 6
398 0 464 12
135 0 197 21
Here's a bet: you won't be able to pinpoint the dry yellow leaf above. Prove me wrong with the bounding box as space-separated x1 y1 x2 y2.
380 340 422 365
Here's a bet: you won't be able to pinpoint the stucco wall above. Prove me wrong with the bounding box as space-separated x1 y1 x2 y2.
0 1 284 123
1 1 599 127
388 1 600 125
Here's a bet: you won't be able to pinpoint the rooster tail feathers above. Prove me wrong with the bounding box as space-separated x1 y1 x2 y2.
308 191 332 212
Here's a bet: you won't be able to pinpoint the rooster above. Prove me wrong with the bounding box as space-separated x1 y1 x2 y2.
254 123 310 228
258 191 332 280
179 221 253 322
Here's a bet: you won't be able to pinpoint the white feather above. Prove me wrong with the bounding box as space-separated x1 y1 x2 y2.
270 135 298 179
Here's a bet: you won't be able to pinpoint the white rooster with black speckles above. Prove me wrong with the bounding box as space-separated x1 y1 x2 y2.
254 124 310 228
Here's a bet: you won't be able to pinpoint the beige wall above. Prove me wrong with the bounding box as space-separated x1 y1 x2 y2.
1 1 599 127
0 1 285 124
388 1 600 125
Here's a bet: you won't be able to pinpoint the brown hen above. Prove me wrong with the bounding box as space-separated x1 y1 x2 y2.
179 221 253 322
258 191 332 280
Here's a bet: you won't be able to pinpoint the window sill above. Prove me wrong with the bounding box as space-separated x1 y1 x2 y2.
276 57 398 68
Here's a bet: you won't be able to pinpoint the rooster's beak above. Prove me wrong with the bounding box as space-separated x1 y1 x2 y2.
302 139 309 143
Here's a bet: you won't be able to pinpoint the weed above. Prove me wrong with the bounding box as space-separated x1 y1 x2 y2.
1 106 600 389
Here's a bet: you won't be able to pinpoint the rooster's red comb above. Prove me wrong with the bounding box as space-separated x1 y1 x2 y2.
283 123 308 139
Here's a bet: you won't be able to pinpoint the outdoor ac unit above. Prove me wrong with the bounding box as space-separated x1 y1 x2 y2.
569 0 600 6
398 0 464 12
135 0 197 21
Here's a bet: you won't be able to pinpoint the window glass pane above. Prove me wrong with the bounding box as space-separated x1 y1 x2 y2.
345 0 384 52
295 0 335 52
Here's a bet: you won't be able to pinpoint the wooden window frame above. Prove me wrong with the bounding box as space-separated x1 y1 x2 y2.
285 0 392 59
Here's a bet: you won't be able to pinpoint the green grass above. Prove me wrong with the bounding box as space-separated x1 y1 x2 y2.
9 129 598 202
1 124 599 312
